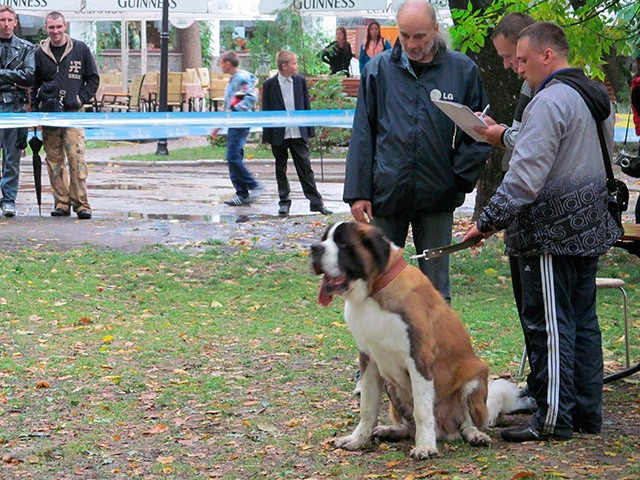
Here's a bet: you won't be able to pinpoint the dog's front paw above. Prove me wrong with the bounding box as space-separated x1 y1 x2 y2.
333 434 367 451
466 430 492 447
410 444 439 460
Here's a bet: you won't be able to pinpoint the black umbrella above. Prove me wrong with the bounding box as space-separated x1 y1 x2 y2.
28 130 43 216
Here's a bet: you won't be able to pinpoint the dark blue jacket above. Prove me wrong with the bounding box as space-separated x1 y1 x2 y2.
343 40 491 216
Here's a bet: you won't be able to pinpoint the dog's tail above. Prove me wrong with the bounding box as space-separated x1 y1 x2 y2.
486 379 536 426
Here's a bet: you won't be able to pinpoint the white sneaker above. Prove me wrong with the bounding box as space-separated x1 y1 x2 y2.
2 204 16 217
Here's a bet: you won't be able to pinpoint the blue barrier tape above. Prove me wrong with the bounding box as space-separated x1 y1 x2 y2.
2 110 637 142
0 110 354 129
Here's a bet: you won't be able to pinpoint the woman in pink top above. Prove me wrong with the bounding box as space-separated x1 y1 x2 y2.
359 21 392 74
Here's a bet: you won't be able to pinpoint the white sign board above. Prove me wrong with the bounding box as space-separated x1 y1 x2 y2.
259 0 388 15
208 0 262 17
85 0 208 14
8 0 81 11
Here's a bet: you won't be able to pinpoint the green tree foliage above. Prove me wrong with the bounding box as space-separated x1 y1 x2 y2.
450 0 639 81
245 1 329 77
447 0 639 216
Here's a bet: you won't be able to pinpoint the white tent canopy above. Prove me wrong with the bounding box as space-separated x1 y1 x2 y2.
16 0 268 21
15 1 273 86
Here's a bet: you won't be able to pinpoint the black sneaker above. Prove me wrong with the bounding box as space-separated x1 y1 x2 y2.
77 210 92 220
501 424 572 442
51 208 71 217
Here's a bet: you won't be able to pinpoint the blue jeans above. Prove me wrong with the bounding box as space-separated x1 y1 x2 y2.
226 128 258 198
0 104 25 206
373 211 453 302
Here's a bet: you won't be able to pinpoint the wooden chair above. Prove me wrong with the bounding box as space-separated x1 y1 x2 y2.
99 72 122 86
140 72 158 110
101 74 146 112
166 72 185 111
196 68 210 90
183 69 198 84
208 77 229 111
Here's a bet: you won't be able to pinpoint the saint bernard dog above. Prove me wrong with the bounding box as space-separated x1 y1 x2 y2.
311 221 528 459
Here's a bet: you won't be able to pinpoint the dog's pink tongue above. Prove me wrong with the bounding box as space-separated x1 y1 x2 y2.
318 277 334 306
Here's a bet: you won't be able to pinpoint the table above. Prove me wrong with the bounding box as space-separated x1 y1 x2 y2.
615 223 640 257
142 82 205 111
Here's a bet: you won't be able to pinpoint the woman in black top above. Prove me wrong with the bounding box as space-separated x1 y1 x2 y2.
321 26 353 77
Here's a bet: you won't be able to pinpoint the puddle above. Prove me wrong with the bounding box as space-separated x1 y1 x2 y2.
107 212 272 223
92 184 150 190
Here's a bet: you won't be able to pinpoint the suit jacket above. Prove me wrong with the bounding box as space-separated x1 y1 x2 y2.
261 73 315 146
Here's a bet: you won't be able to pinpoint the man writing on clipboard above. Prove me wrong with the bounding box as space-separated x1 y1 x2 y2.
343 0 491 303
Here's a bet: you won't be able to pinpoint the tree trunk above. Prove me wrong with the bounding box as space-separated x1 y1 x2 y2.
601 47 628 101
180 22 202 70
448 0 519 218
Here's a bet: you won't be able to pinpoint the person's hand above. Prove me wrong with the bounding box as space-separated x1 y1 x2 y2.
473 123 507 147
351 200 373 224
476 112 497 126
463 225 492 247
210 128 220 138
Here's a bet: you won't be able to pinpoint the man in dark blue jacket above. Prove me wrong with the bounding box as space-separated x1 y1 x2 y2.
0 5 34 218
262 50 330 216
31 11 99 220
343 0 491 302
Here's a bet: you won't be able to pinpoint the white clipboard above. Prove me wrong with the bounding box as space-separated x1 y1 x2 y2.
432 99 488 142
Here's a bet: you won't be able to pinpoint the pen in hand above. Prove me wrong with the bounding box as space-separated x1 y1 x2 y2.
480 104 490 117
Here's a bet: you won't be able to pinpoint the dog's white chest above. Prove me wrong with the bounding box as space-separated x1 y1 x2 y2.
345 297 412 379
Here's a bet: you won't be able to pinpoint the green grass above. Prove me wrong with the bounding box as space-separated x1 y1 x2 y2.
1 240 638 479
111 143 276 161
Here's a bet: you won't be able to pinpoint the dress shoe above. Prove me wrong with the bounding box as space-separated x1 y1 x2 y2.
51 208 70 217
311 205 332 215
501 424 572 442
278 205 290 216
573 424 601 434
77 210 92 220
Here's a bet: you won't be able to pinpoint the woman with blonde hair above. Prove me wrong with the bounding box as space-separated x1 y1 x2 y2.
359 21 391 74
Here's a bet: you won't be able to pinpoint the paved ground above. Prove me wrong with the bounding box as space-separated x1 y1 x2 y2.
0 136 377 252
1 136 636 252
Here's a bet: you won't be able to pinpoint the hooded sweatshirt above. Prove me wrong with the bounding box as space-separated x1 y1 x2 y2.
477 68 622 256
31 34 99 112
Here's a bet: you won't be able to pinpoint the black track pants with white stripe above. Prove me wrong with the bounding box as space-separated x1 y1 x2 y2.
518 254 603 437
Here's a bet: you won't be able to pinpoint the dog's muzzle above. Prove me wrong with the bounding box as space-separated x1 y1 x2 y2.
310 242 347 306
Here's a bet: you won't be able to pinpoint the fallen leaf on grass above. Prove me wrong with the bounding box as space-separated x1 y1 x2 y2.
35 381 50 389
143 424 169 435
406 471 449 479
512 472 536 479
156 456 174 464
2 455 22 465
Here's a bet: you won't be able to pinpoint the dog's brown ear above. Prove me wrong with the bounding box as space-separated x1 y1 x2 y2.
360 224 391 274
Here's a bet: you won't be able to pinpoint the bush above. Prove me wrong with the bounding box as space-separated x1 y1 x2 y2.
309 75 356 152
